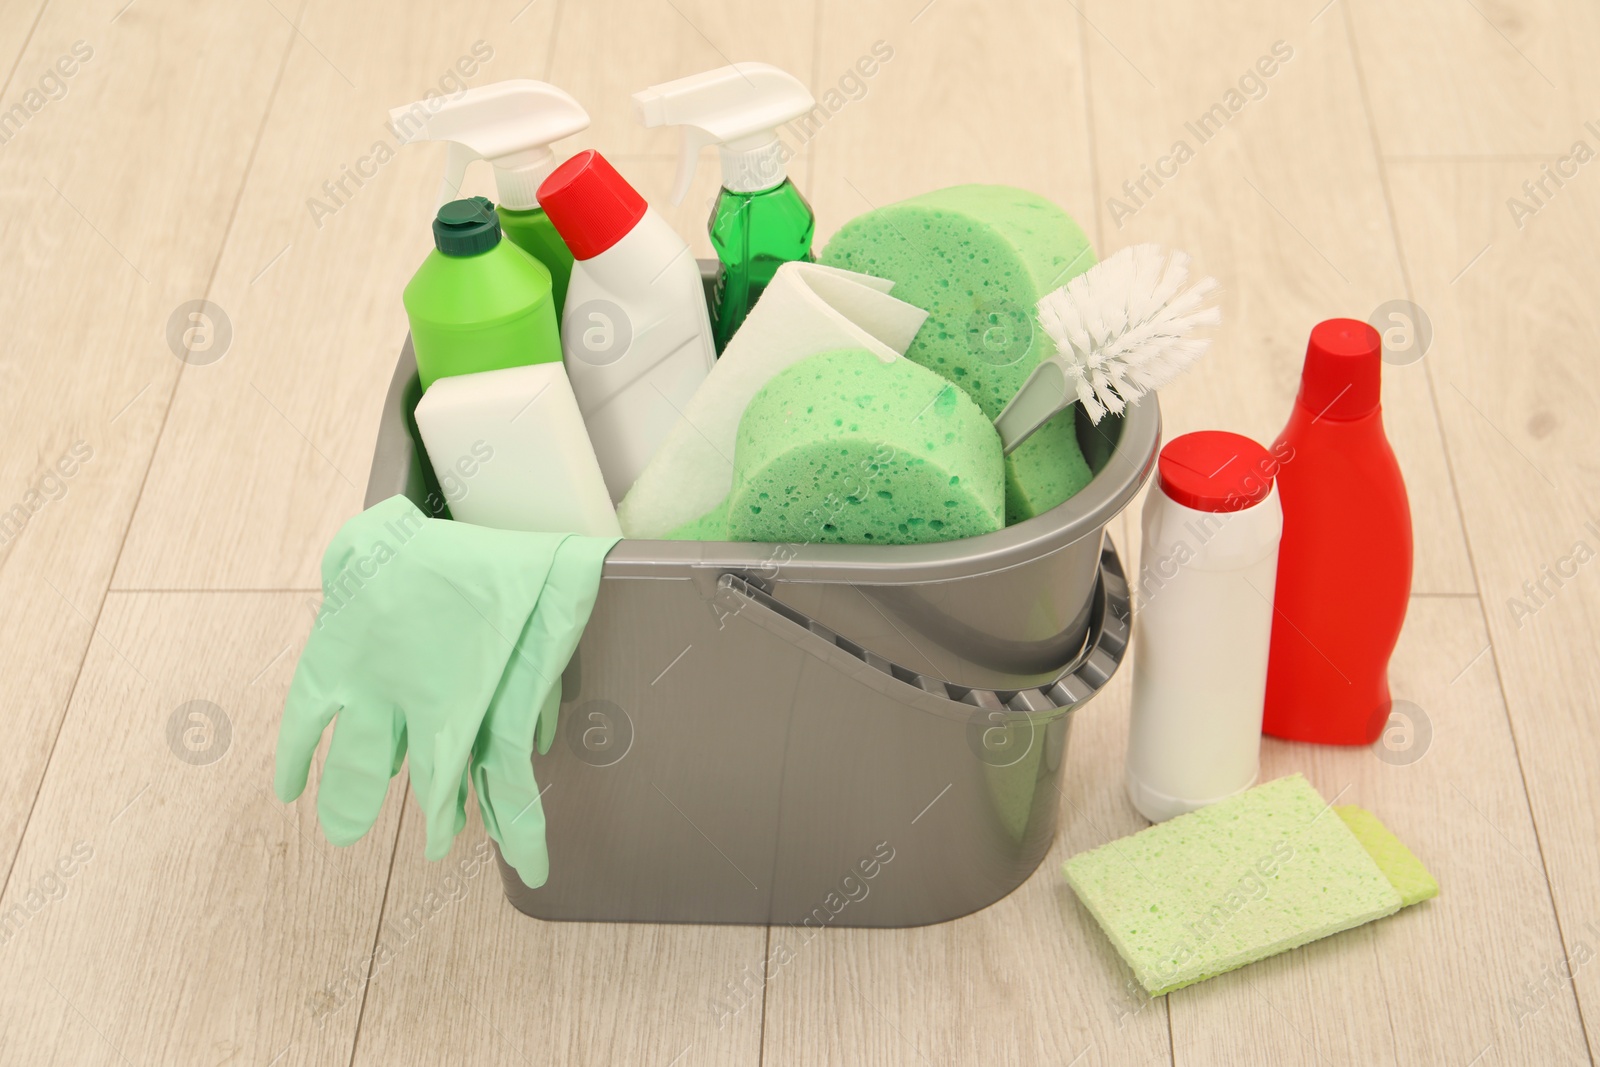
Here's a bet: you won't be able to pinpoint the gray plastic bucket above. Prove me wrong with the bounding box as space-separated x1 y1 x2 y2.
364 266 1160 927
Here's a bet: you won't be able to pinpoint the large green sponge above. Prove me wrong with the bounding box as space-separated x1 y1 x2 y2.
1063 775 1433 996
819 185 1096 523
726 348 1004 545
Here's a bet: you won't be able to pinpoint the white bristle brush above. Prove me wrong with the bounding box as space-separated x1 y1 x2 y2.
994 244 1220 454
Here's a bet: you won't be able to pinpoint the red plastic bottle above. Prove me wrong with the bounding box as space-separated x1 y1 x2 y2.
1262 319 1413 745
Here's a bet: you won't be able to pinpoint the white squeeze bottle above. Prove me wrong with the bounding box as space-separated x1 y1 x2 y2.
1125 430 1284 822
414 366 622 537
536 149 717 501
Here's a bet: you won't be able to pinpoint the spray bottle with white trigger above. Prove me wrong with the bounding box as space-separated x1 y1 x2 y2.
633 62 816 351
389 80 590 320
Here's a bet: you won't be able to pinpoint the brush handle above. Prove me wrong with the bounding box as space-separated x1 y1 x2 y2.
995 359 1072 455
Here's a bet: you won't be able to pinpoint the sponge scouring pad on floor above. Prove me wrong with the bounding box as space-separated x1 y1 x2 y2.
1335 804 1440 907
724 347 1005 545
819 185 1097 523
1063 774 1434 996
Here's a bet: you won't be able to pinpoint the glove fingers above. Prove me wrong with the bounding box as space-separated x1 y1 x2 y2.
274 658 340 804
418 753 473 862
390 718 408 778
494 611 564 759
536 683 560 756
454 769 469 839
417 772 468 861
316 704 404 847
472 750 550 889
500 534 615 758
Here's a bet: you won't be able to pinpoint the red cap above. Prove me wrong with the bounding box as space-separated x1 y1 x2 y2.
1297 318 1382 421
536 150 647 260
1157 430 1276 513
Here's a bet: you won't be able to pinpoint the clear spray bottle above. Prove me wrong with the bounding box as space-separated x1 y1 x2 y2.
633 62 816 351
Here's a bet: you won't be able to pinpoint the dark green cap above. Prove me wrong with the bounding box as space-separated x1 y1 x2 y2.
433 196 501 256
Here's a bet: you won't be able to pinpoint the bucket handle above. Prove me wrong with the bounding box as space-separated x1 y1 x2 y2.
712 541 1132 723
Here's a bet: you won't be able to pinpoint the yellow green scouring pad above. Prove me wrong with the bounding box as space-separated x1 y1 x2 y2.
1063 774 1435 996
1335 804 1440 907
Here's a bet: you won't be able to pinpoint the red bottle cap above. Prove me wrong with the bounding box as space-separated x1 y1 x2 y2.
536 150 647 260
1297 318 1382 421
1157 430 1276 513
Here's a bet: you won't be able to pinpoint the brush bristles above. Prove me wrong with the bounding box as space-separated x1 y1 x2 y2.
1035 244 1220 422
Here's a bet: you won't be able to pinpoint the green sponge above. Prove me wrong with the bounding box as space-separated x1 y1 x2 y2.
819 185 1096 523
726 348 1004 545
1336 805 1440 907
1063 774 1421 996
664 499 729 541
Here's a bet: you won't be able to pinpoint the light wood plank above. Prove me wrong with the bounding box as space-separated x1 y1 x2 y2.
351 808 768 1067
0 0 296 873
1165 598 1589 1065
111 0 563 591
0 592 403 1065
1388 155 1600 1063
1348 0 1597 157
804 0 1095 239
1079 0 1475 597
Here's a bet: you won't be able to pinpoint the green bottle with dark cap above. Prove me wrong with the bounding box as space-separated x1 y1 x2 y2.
403 196 562 391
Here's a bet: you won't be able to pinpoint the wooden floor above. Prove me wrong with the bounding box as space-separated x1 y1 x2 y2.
1 0 1596 1063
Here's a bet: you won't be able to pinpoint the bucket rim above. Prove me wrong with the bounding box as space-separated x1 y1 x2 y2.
602 394 1161 586
371 340 1161 587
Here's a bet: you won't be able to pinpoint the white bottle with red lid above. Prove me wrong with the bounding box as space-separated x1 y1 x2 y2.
1125 430 1285 822
537 149 717 502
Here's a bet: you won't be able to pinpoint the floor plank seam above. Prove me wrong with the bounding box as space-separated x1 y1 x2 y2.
99 1 307 595
1075 5 1107 257
0 0 306 936
1468 595 1600 1065
107 588 323 594
756 922 773 1067
1345 8 1596 1058
1339 0 1482 605
804 0 823 196
539 0 565 79
1385 154 1560 162
0 0 49 102
344 800 410 1067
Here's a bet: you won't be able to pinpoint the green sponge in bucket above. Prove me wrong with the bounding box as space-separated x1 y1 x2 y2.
725 347 1005 545
1063 774 1435 996
819 184 1097 523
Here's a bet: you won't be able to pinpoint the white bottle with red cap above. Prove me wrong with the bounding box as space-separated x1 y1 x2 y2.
1125 430 1286 822
537 149 717 501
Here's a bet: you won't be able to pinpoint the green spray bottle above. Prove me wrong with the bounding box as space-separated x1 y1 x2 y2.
402 197 562 389
390 80 590 321
633 63 817 352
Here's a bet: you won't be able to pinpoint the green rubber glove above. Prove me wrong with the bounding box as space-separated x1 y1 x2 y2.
274 495 617 887
468 534 614 887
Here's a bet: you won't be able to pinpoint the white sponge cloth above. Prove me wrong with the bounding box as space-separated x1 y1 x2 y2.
616 261 928 538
